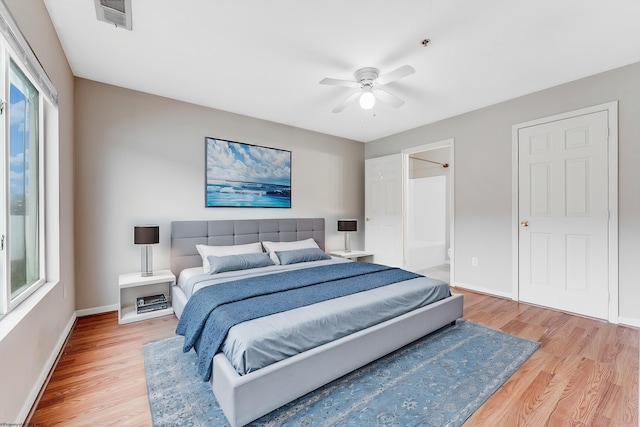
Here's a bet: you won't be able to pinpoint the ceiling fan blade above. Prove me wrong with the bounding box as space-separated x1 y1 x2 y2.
375 65 415 86
374 88 405 108
332 91 360 113
319 77 360 88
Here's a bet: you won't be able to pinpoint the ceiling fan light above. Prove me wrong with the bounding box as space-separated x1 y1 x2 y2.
359 88 376 110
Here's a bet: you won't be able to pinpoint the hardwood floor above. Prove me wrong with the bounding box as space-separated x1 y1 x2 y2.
30 312 177 427
457 288 639 427
30 289 638 427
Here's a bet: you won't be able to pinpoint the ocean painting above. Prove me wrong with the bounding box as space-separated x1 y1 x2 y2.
205 137 291 208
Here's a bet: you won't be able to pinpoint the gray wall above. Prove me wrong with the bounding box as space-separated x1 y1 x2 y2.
366 62 640 323
0 0 75 423
74 78 364 311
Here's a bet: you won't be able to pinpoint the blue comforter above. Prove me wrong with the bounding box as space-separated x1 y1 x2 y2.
176 262 420 380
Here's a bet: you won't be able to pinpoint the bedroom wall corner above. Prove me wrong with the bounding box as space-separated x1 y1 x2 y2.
73 79 364 312
0 0 76 424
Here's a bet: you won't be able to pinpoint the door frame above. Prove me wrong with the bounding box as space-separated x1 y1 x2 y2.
402 138 455 286
511 102 618 323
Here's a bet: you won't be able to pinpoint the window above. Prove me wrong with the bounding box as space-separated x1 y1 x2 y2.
0 4 58 315
8 60 42 303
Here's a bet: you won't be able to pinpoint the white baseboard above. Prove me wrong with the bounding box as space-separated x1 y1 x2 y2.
76 303 118 317
453 282 640 327
18 311 76 423
451 281 513 300
617 316 640 328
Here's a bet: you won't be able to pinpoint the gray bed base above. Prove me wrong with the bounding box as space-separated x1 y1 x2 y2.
170 218 463 427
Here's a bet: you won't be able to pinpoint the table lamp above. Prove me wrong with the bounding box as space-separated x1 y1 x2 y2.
134 225 159 276
337 219 357 253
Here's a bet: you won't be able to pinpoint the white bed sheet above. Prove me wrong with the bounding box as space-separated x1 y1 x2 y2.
177 258 451 375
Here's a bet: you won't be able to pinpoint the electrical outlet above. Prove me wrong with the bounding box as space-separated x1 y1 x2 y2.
471 257 478 267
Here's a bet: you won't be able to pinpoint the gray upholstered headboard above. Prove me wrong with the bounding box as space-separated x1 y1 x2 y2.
170 218 325 277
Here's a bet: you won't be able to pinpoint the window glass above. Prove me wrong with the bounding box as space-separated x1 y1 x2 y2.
8 59 40 300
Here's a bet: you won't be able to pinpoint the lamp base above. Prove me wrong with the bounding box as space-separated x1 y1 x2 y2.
344 233 351 253
141 245 154 276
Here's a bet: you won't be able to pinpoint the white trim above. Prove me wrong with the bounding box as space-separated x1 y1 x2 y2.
402 139 455 286
76 303 119 317
511 101 619 322
617 317 640 329
16 310 75 422
0 280 57 340
511 123 519 302
606 103 619 323
452 281 513 300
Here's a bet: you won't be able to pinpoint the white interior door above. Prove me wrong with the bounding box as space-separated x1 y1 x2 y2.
365 154 403 267
518 110 609 319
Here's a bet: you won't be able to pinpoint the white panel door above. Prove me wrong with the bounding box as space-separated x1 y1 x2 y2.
365 154 403 267
519 110 609 319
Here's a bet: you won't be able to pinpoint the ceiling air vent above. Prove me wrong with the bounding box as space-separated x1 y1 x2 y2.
94 0 132 30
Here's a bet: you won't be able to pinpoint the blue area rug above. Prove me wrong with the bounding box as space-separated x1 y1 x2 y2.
143 320 539 426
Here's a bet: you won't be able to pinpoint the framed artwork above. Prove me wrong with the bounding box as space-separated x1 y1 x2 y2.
205 137 291 208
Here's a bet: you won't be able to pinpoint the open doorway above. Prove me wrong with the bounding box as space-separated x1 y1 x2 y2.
402 140 454 284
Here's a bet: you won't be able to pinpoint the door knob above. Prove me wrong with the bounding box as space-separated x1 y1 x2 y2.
520 220 529 227
365 218 370 222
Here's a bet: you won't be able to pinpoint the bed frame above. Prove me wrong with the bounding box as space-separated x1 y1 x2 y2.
171 218 463 427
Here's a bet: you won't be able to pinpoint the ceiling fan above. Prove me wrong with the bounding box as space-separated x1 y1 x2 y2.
319 65 415 113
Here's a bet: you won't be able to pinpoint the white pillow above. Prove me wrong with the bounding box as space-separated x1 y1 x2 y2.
262 238 320 265
196 242 263 273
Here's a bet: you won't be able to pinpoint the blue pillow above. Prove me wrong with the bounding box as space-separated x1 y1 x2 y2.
207 252 274 274
275 248 331 265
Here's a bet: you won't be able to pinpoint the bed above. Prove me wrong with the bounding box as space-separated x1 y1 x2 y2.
170 218 463 427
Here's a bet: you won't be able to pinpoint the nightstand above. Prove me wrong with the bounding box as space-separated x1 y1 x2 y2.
328 250 374 262
118 270 175 324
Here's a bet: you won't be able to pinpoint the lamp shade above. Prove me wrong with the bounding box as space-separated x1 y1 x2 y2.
337 219 357 232
134 225 159 245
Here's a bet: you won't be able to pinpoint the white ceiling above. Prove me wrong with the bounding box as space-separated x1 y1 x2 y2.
43 0 640 143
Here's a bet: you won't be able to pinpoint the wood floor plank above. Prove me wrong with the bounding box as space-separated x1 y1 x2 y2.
546 357 611 426
517 355 586 427
500 318 548 342
29 289 638 427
